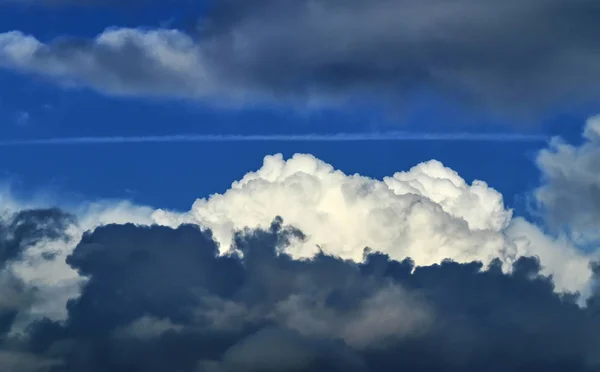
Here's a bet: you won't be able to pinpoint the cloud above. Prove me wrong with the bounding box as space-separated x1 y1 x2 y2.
535 115 600 244
0 29 211 99
200 327 366 372
0 208 74 338
11 219 600 371
2 1 600 112
0 146 594 330
25 221 408 371
273 283 430 349
0 137 596 369
0 188 155 325
0 208 73 264
0 350 60 372
153 153 593 294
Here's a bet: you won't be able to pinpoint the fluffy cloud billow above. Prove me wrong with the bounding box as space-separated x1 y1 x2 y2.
0 124 598 370
152 153 592 294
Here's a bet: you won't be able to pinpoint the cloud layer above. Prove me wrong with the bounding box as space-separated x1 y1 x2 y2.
2 1 600 112
0 214 599 371
0 118 597 370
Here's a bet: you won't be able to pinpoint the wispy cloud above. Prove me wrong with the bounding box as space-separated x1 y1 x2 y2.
0 132 549 146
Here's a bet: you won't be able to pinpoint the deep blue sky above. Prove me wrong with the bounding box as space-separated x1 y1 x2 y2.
0 1 594 215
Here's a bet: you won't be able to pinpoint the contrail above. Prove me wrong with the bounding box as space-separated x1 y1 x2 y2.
0 132 550 146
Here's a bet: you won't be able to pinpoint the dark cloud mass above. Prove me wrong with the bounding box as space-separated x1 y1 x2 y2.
0 213 594 371
195 0 600 111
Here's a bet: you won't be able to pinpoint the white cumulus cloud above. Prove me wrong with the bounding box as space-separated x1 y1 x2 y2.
152 153 593 295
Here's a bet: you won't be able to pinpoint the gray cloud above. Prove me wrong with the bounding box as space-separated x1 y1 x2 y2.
535 115 600 243
199 327 366 372
2 0 600 113
8 215 600 372
0 350 60 372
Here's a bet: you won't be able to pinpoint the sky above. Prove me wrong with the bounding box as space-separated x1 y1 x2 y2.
1 1 600 371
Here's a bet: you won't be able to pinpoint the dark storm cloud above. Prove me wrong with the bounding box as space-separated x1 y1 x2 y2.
2 0 600 113
12 216 600 372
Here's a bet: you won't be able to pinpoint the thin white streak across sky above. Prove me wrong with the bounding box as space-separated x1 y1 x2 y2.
0 133 550 146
